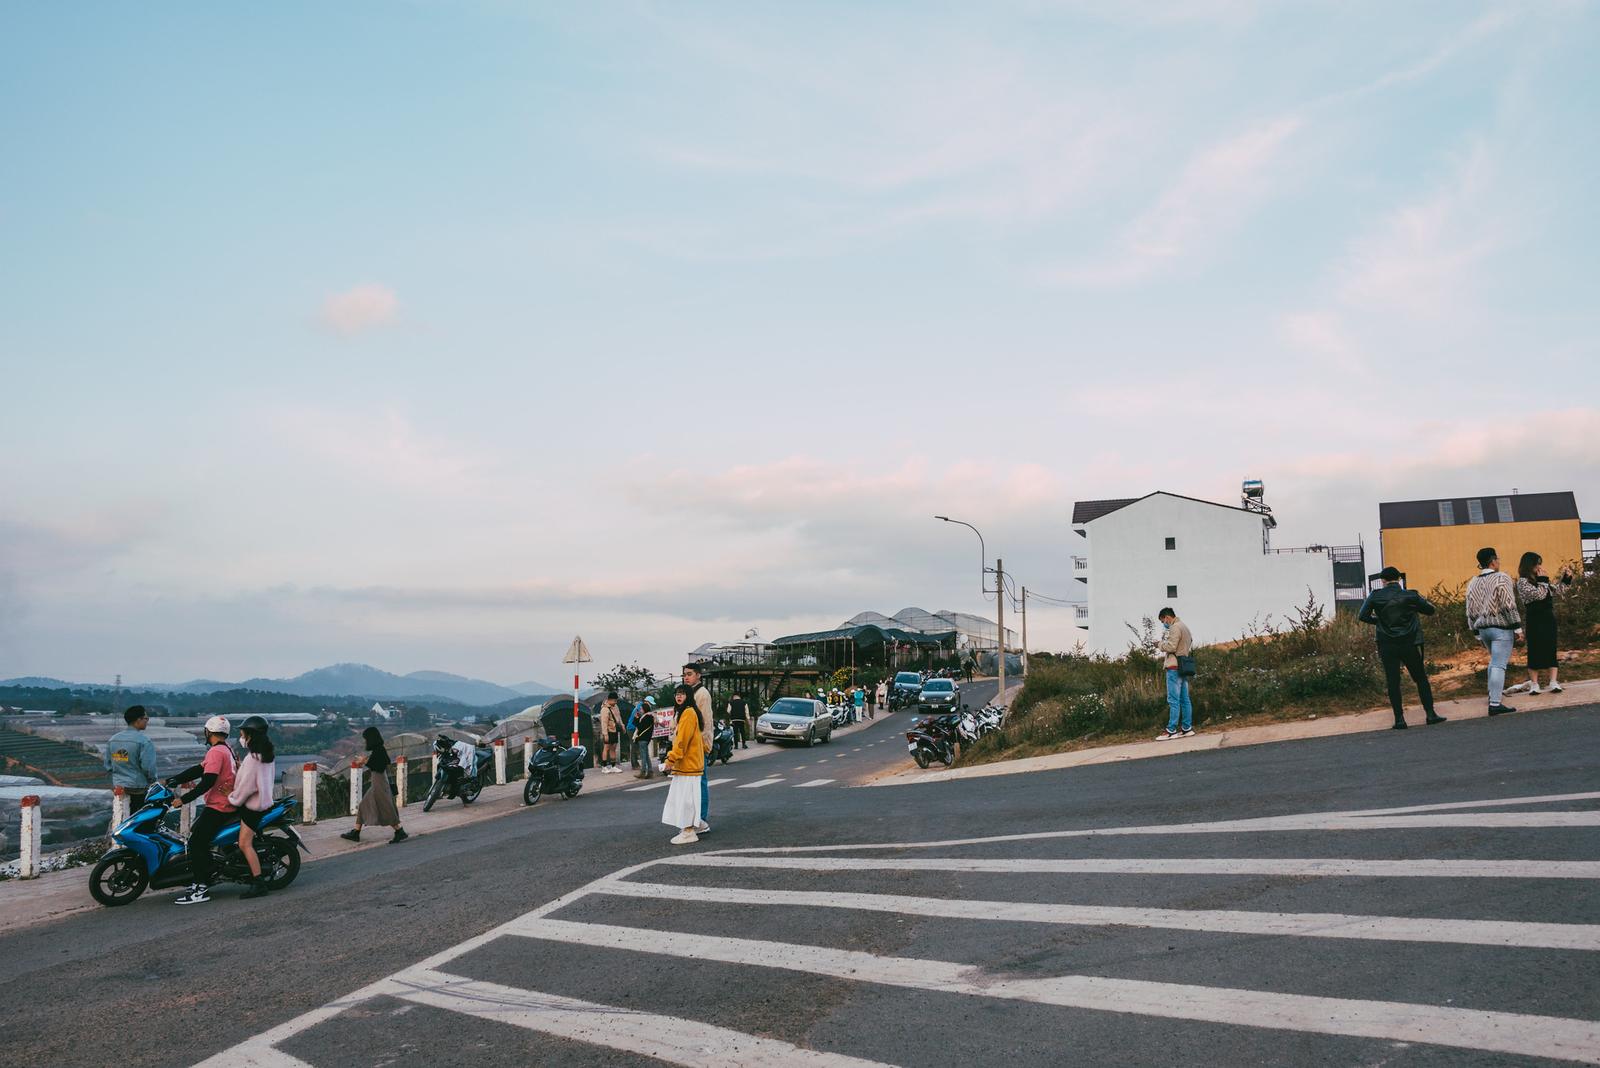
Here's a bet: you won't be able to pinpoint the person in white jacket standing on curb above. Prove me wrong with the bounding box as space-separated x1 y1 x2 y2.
229 716 278 900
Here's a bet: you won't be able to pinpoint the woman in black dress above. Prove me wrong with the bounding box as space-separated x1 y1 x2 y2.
1515 552 1574 695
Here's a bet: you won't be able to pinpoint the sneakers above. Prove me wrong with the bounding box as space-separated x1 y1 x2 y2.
174 884 212 905
1505 681 1531 694
1488 704 1517 716
695 821 711 836
1526 685 1543 696
1155 730 1177 741
1550 683 1564 693
240 877 270 900
1425 713 1448 725
669 831 700 846
1181 729 1196 738
390 828 409 844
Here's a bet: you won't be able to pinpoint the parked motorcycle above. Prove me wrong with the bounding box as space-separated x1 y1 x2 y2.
905 713 959 769
88 781 308 907
423 736 494 811
522 736 587 805
710 719 735 765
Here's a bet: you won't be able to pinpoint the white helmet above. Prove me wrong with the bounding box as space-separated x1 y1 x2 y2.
203 715 231 736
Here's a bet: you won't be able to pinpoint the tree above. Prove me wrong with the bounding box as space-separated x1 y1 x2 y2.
590 663 660 702
400 705 433 730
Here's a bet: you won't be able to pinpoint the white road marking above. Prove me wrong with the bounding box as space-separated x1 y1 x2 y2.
626 781 670 792
709 778 734 785
794 779 836 788
718 792 1600 854
594 879 1600 950
193 1047 317 1068
737 777 784 789
394 969 894 1068
507 918 1600 1065
662 855 1600 879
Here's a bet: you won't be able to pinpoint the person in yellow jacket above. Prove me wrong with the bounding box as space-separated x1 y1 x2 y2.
660 684 704 845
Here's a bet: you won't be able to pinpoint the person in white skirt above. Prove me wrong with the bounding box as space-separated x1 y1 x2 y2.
661 684 704 845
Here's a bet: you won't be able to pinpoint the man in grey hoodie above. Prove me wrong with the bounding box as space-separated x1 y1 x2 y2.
105 705 159 809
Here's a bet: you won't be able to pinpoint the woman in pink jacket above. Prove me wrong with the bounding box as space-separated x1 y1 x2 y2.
228 716 278 899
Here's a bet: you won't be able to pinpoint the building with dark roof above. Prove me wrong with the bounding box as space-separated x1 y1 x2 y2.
1379 491 1585 595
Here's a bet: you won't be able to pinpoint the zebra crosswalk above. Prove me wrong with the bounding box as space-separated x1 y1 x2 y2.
196 789 1600 1067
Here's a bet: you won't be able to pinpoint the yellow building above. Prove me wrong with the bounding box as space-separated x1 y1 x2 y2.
1379 491 1583 597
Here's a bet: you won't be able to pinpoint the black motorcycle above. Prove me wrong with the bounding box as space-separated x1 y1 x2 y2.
906 713 959 769
522 737 587 805
710 719 735 765
423 739 494 811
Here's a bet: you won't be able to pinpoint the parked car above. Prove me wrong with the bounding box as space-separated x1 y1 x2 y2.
918 678 961 712
891 671 924 708
755 698 834 747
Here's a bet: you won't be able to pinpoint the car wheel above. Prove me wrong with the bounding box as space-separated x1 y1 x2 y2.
806 730 817 747
821 728 831 744
755 736 766 744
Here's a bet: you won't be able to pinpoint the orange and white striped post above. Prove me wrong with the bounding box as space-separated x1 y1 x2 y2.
19 795 42 878
572 673 582 748
493 739 507 785
394 755 409 807
110 785 129 832
301 763 319 824
349 757 365 817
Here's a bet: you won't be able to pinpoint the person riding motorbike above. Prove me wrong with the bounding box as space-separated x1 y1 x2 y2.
169 715 238 905
228 716 277 899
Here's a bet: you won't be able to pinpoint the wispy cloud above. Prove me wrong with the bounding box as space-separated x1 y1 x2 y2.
320 283 399 336
1044 115 1303 285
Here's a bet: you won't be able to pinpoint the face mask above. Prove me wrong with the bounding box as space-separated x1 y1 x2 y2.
1162 622 1170 631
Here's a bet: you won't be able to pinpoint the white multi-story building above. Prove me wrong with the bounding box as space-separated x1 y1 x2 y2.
1071 490 1339 653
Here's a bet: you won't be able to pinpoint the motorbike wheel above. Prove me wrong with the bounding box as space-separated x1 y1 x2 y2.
939 747 955 767
720 756 730 765
523 777 542 806
562 780 582 799
912 749 931 769
261 835 301 890
89 850 148 907
422 779 444 813
460 776 483 805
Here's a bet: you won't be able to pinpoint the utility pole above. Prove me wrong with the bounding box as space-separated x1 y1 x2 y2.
996 558 1006 703
1020 587 1029 678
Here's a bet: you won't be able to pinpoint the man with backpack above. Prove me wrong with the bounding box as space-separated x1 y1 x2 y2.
1154 608 1196 740
1359 566 1446 729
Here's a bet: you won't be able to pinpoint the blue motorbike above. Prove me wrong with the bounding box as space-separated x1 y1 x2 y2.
88 781 309 907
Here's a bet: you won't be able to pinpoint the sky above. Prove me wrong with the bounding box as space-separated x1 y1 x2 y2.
2 1 1597 687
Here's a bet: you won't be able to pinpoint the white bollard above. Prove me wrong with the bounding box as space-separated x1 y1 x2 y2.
494 739 507 785
523 737 533 780
301 763 319 825
394 756 408 807
349 758 365 817
19 795 42 878
110 786 129 833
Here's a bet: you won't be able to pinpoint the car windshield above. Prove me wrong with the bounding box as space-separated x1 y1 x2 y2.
895 673 922 685
922 680 955 692
767 700 815 718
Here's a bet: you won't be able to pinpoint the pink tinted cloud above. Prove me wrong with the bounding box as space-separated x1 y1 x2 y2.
320 283 399 336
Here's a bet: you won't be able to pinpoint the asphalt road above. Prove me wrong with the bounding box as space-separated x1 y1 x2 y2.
3 685 1597 1068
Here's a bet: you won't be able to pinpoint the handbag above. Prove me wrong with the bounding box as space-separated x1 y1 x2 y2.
1176 654 1197 678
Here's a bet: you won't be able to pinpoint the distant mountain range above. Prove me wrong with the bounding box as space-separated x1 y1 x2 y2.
0 664 565 707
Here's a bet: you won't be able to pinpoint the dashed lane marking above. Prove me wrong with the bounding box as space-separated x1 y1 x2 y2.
593 879 1600 950
625 781 670 792
394 969 894 1068
661 855 1600 879
794 779 836 788
736 777 785 789
505 918 1600 1065
709 778 734 785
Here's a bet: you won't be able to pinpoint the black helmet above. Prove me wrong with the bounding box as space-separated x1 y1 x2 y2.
240 715 270 734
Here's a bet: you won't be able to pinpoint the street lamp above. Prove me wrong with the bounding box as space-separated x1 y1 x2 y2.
934 516 996 595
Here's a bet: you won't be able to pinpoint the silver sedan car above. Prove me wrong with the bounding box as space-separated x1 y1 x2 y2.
755 697 834 747
918 678 961 711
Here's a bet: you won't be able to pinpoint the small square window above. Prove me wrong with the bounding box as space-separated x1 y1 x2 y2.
1495 497 1514 522
1164 537 1177 550
1166 585 1178 598
1467 499 1485 524
1438 501 1455 526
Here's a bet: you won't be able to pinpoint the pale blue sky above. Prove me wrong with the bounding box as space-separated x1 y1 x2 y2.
3 2 1596 684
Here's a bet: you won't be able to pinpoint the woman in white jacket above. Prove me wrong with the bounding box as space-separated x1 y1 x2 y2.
228 716 278 899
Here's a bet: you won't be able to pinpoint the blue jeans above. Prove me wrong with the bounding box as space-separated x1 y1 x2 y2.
1165 670 1193 732
1478 626 1515 705
700 766 710 825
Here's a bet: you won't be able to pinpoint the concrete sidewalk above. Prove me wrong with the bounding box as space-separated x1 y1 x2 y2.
869 678 1600 787
0 710 889 934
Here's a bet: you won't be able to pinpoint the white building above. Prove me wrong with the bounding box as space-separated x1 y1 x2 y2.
1071 491 1337 653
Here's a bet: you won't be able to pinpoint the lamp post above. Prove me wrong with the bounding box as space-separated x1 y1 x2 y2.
934 516 1004 701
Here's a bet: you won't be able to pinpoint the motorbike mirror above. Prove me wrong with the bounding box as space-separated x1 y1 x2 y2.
960 704 970 711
